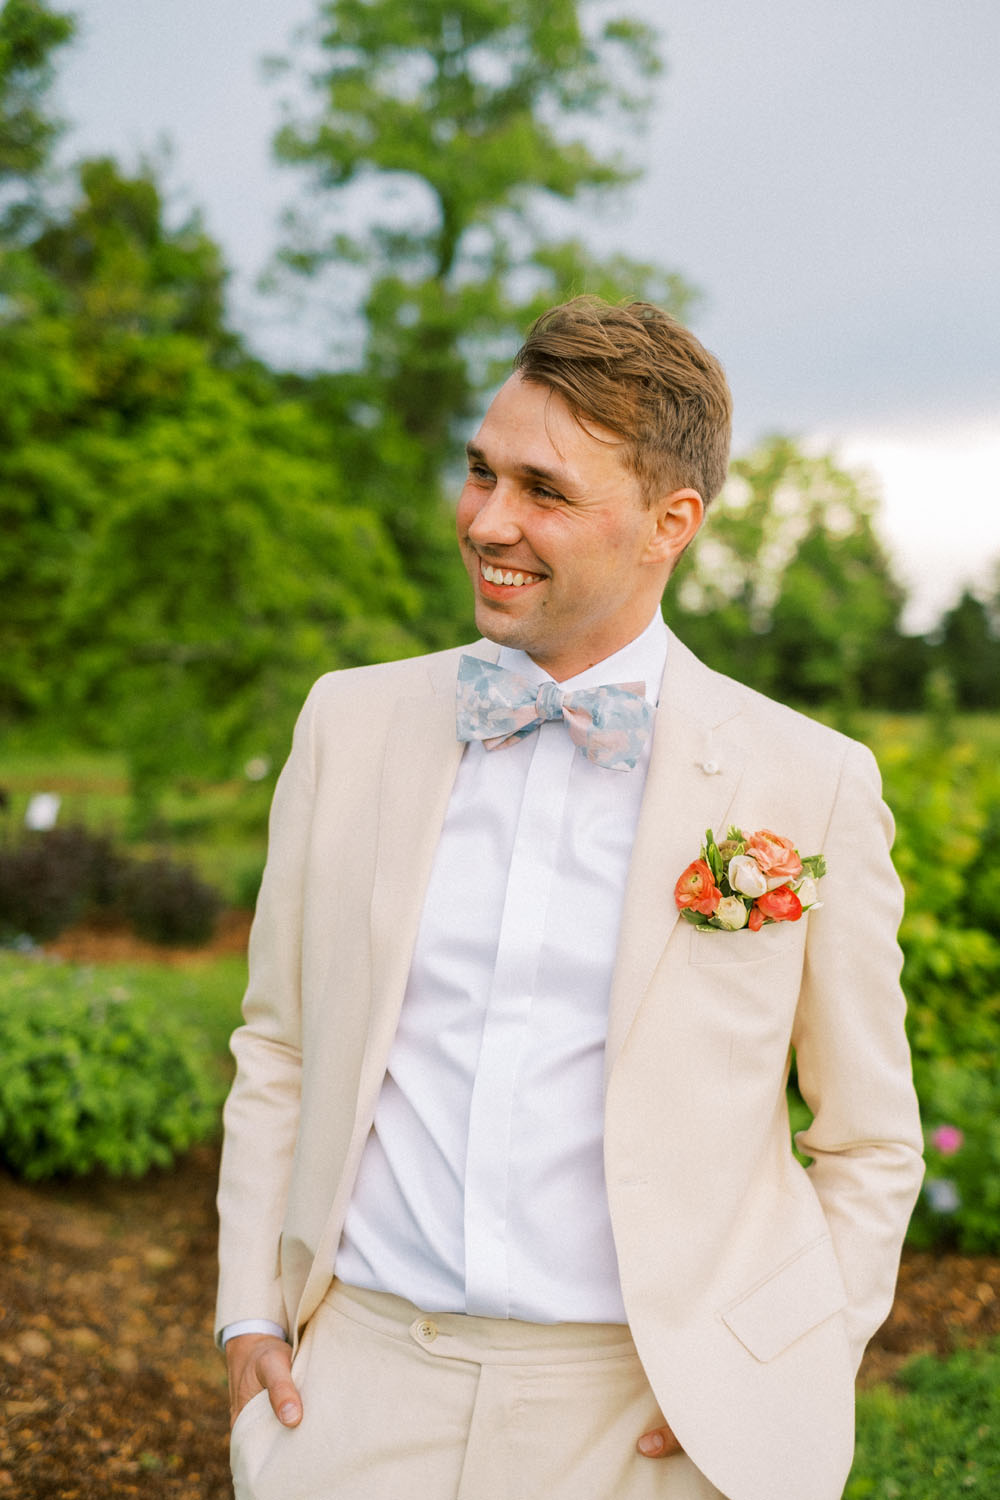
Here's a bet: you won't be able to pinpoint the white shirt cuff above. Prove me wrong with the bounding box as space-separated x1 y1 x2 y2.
220 1318 288 1347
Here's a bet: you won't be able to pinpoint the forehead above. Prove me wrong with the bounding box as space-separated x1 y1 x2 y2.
473 374 628 481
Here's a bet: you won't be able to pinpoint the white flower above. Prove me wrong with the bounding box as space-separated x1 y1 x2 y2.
795 876 823 910
715 896 750 930
924 1178 961 1214
728 854 768 898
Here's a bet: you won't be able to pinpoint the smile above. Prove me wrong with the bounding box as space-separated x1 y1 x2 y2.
479 560 545 588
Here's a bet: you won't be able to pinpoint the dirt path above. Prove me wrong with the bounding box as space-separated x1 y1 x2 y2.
3 1142 1000 1498
0 1147 230 1499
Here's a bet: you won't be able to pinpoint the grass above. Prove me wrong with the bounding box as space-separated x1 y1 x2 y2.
849 1341 1000 1496
1 727 269 907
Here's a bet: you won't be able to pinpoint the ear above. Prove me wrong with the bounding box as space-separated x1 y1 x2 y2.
643 488 704 569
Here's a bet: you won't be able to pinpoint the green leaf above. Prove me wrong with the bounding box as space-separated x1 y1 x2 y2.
703 828 724 884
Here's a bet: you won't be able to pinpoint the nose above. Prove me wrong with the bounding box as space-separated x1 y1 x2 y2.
466 483 523 547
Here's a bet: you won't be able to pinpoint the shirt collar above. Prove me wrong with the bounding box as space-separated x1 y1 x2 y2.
497 610 668 707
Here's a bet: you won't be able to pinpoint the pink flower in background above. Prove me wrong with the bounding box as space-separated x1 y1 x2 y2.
930 1124 964 1157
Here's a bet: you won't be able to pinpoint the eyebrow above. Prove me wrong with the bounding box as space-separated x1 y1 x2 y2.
465 442 575 494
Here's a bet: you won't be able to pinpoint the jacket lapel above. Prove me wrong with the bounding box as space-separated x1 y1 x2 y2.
294 642 497 1337
362 644 498 1107
605 635 747 1077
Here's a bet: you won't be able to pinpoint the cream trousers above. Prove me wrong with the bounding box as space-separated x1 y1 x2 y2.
230 1281 726 1500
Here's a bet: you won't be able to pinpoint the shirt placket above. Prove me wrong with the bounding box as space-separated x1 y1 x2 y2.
463 719 574 1317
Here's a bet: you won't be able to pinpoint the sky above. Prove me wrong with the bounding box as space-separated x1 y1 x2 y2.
51 0 1000 630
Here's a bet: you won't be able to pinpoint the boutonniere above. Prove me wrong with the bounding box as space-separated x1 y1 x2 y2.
675 827 827 932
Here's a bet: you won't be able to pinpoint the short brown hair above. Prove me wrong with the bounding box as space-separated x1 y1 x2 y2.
513 296 732 506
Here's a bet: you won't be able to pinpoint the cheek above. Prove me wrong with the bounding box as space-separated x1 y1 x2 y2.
455 487 478 539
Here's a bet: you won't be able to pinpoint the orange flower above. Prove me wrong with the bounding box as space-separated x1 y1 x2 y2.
746 829 803 883
754 885 803 924
674 859 722 917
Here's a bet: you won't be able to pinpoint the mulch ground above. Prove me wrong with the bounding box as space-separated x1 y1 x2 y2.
0 1146 231 1498
5 1148 1000 1500
1 922 998 1496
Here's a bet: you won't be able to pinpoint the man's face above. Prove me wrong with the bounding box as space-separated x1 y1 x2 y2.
456 373 669 681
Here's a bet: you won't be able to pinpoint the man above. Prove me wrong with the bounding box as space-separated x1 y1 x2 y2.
217 298 923 1500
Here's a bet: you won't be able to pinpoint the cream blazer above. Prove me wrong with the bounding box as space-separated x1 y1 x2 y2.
216 632 924 1500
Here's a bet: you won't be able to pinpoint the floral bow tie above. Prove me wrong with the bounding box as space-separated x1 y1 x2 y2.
456 655 652 771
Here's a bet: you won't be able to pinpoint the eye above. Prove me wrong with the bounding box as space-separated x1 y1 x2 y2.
467 461 494 483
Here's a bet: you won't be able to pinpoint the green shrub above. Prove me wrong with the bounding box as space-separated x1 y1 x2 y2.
0 824 222 947
850 720 1000 1251
230 853 265 912
875 732 1000 1076
849 1342 1000 1496
0 958 226 1178
0 833 85 941
906 1059 1000 1252
900 916 1000 1073
119 855 221 945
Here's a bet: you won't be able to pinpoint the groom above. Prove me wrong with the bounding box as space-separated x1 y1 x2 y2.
217 297 923 1500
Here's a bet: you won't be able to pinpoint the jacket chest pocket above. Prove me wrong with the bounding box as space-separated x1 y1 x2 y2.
687 919 804 966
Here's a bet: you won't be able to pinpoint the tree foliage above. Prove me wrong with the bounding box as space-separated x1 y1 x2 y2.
932 587 1000 711
1 0 997 831
61 360 425 809
0 131 429 808
0 0 72 225
663 437 922 711
272 0 696 569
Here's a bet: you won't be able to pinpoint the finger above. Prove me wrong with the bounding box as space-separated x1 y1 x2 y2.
637 1423 682 1458
258 1346 303 1427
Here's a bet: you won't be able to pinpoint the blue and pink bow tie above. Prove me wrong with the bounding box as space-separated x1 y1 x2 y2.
456 655 652 771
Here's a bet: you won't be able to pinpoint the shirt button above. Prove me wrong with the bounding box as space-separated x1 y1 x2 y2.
415 1319 438 1342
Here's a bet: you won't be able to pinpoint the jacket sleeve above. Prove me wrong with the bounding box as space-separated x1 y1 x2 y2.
792 738 924 1372
214 685 319 1343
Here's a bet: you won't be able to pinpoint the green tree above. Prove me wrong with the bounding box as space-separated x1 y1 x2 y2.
0 155 230 721
664 436 910 710
61 370 425 817
0 9 453 811
1 151 429 808
0 0 80 718
30 154 233 367
0 0 73 229
271 0 696 639
931 587 1000 711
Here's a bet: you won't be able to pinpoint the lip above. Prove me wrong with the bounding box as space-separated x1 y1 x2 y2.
475 556 546 599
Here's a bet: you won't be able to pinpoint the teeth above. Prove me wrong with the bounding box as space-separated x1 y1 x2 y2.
481 561 539 587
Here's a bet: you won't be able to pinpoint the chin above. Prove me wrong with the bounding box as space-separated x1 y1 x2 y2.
474 608 526 650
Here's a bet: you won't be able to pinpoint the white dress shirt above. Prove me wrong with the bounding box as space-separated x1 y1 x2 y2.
334 613 667 1324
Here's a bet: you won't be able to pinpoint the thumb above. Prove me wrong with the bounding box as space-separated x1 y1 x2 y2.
259 1345 303 1427
637 1422 682 1459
